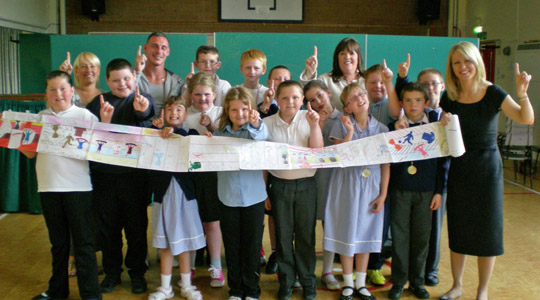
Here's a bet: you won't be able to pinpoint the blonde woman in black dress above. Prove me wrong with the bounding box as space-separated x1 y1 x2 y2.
439 42 533 300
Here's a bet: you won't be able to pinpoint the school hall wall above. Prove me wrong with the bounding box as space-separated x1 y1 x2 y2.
456 0 540 145
65 0 449 36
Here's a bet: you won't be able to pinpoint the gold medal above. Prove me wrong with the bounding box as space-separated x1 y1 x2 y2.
361 168 371 178
408 163 417 175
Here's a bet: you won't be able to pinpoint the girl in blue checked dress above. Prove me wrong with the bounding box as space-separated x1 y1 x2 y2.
323 83 390 300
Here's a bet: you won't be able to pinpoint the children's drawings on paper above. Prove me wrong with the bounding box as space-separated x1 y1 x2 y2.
1 111 466 172
138 133 189 172
7 121 42 151
38 115 94 159
384 123 444 162
87 130 142 168
188 135 248 172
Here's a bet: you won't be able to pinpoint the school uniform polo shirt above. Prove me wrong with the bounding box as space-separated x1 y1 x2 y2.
264 110 317 180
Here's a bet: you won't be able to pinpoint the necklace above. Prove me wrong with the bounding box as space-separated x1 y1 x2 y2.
243 83 261 104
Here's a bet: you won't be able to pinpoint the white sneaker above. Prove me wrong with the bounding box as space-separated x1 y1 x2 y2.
208 265 225 287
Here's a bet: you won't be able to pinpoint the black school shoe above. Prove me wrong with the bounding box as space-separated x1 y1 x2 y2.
31 292 67 300
425 273 440 286
303 287 317 300
277 287 293 300
409 285 430 299
388 285 404 299
99 275 121 293
130 276 147 294
265 252 278 274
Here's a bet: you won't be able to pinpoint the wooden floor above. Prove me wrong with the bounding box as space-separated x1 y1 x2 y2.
1 165 540 300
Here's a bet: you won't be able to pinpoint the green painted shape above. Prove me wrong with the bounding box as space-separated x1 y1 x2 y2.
189 161 201 171
20 33 52 94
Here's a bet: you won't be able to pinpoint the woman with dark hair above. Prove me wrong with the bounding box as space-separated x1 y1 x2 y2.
300 38 365 112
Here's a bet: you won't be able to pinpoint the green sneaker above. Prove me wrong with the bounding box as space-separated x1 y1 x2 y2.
367 269 386 286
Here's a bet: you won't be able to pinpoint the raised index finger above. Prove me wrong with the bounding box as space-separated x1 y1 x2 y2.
307 101 313 112
191 62 195 73
248 100 252 111
514 63 520 75
313 46 318 57
137 45 142 56
160 109 164 119
406 53 410 66
99 94 104 105
135 86 140 98
66 51 71 63
382 59 387 69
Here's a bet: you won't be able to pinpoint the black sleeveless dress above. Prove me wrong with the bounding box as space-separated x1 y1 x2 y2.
440 85 507 256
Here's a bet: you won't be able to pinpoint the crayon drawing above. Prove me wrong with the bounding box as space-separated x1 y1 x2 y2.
87 130 142 167
38 122 92 160
188 135 247 172
8 121 42 151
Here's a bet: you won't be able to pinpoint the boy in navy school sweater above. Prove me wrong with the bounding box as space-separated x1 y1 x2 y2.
86 58 156 295
387 82 448 300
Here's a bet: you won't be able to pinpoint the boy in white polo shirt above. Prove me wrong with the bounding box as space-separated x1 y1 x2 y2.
263 80 323 300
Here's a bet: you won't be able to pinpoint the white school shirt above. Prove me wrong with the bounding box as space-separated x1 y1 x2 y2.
214 75 232 107
36 105 98 192
300 71 365 113
184 105 223 134
264 110 317 180
236 84 269 106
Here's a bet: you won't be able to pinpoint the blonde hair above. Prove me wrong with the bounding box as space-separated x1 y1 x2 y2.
186 72 217 107
340 82 366 109
445 42 489 101
218 86 254 131
240 49 267 72
73 52 101 87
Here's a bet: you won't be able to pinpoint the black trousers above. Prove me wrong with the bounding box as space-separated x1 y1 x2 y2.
425 192 446 276
390 190 433 287
91 170 149 279
220 201 265 298
270 177 317 291
40 192 101 300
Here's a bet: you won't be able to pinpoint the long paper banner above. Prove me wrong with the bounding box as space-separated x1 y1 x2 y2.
0 111 465 172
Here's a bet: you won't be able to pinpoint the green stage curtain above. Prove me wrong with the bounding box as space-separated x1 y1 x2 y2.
0 99 46 213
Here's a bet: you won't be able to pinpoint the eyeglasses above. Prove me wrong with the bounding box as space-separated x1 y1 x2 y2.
198 60 219 66
346 91 367 105
420 81 442 88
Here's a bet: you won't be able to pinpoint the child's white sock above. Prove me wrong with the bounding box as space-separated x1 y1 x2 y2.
355 272 371 296
180 272 192 288
210 258 222 270
322 250 335 274
160 274 172 290
343 273 354 296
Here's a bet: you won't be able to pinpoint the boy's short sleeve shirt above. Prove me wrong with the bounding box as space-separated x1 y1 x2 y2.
264 110 316 179
36 105 98 192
